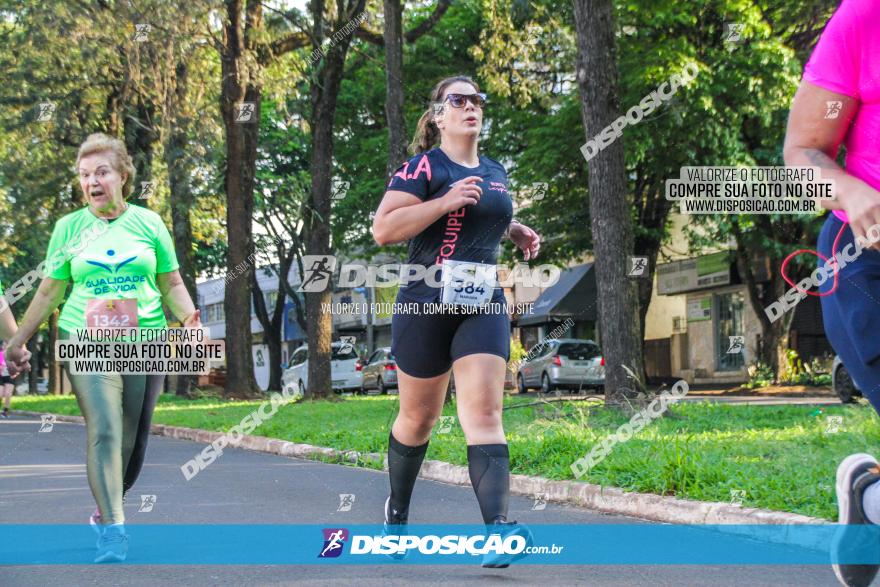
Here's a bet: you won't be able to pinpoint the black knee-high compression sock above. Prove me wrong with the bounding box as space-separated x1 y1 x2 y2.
467 444 510 524
387 432 429 516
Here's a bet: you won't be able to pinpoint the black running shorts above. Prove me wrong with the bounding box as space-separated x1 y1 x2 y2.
390 295 511 378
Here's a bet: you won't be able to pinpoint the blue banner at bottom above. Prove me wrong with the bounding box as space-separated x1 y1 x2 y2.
1 524 878 565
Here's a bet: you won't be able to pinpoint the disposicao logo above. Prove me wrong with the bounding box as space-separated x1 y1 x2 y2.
349 533 528 556
318 528 349 558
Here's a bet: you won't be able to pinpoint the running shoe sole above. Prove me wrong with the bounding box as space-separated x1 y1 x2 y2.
832 453 880 587
94 549 126 563
482 523 534 568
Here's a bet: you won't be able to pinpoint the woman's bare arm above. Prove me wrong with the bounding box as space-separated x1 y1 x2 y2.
783 80 880 246
157 270 199 325
372 176 483 246
5 277 67 369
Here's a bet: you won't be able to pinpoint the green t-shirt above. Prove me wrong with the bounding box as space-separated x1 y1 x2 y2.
45 205 180 332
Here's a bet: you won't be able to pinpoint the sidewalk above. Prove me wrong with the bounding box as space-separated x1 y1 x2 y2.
516 383 839 406
684 383 836 398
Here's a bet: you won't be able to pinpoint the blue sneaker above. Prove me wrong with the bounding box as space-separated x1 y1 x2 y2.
94 524 128 563
481 519 534 568
383 496 408 561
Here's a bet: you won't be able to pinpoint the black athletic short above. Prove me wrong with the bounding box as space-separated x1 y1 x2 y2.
0 376 12 385
390 294 510 378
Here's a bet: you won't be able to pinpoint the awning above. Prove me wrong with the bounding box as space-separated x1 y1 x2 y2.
516 263 597 326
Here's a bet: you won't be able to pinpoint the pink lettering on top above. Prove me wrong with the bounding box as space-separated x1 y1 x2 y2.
435 206 467 265
392 154 432 183
488 181 508 194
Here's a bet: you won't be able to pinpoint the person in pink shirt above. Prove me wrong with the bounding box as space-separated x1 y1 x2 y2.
784 1 880 585
0 343 14 418
0 283 31 418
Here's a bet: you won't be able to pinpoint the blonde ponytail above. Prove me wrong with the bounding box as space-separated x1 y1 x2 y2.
409 109 441 155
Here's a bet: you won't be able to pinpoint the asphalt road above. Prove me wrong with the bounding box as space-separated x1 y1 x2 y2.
0 414 840 586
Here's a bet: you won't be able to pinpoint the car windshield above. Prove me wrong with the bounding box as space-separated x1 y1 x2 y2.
332 346 358 360
557 342 600 360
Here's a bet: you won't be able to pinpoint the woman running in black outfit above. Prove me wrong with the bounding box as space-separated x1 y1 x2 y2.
372 75 542 567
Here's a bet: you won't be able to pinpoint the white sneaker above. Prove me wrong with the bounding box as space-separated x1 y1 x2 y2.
832 453 880 586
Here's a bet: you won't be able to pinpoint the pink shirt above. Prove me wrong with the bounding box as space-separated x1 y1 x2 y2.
803 0 880 222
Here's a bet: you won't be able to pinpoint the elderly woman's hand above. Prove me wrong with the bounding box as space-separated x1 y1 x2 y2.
5 343 31 376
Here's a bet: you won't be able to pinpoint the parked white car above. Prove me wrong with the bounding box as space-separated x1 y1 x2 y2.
282 342 363 394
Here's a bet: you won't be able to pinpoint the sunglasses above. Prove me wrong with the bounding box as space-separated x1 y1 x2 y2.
441 93 488 109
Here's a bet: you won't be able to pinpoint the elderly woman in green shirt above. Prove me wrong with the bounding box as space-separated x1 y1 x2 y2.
7 133 201 563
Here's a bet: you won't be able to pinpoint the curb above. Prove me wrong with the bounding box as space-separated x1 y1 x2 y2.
16 411 385 468
16 409 827 550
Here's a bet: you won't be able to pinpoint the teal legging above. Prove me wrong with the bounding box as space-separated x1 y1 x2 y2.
63 330 151 525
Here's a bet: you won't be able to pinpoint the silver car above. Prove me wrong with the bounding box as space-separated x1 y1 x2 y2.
282 342 363 395
517 338 604 394
360 347 398 394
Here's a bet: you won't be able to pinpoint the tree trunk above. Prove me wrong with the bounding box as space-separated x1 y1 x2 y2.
219 0 262 398
572 0 645 406
775 330 791 380
303 95 337 400
252 270 287 392
124 99 157 198
383 0 407 176
731 218 792 382
266 333 283 391
166 61 199 397
633 177 673 345
106 84 124 136
769 295 795 380
27 337 38 395
303 0 366 399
